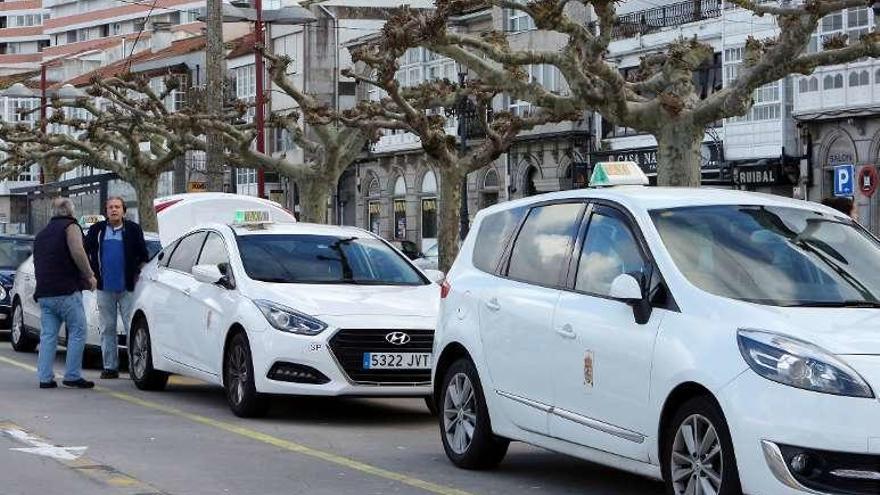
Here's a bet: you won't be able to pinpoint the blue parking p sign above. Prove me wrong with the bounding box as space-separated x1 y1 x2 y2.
834 164 855 197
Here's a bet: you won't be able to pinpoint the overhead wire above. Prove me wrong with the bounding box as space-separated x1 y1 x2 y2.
125 0 162 72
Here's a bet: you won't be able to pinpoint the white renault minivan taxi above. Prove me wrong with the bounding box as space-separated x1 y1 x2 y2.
129 213 442 417
433 162 880 495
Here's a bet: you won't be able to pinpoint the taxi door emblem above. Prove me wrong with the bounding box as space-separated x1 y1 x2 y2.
584 351 594 388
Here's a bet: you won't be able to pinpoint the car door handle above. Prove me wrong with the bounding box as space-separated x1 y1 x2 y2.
556 324 577 339
182 288 191 296
485 298 501 312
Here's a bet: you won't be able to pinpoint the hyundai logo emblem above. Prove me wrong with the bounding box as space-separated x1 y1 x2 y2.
385 331 411 346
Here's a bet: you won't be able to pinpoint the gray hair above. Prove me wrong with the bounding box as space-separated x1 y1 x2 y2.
52 197 75 218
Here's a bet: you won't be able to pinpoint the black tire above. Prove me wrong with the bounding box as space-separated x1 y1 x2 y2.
10 301 37 353
128 318 168 391
662 396 742 495
224 332 268 418
438 358 509 469
424 395 438 416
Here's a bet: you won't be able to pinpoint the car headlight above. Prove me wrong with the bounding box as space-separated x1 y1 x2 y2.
737 329 874 398
0 285 7 301
253 299 327 335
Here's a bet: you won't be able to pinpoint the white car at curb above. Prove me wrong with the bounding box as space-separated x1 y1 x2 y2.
433 162 880 495
127 217 442 417
9 233 163 358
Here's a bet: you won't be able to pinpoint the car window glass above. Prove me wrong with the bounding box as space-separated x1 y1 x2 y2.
146 240 162 260
167 232 207 274
576 211 647 296
237 234 425 285
473 206 527 273
158 239 179 267
0 238 33 270
507 203 583 286
198 233 230 267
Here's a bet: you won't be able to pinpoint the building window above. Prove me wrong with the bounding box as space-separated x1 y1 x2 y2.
420 171 437 241
824 73 844 89
723 47 783 123
506 2 535 32
393 176 407 240
366 175 381 235
509 65 564 116
849 70 870 86
481 169 499 209
811 7 872 53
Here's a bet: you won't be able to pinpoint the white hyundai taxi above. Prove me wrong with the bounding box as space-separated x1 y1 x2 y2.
128 214 442 417
434 162 880 495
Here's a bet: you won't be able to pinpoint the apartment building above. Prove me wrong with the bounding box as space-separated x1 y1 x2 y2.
792 6 880 232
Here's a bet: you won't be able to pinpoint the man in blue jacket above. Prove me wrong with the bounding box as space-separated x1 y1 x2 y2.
85 197 149 379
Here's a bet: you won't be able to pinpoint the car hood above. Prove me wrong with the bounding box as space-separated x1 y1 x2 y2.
251 282 440 318
745 305 880 355
0 269 15 286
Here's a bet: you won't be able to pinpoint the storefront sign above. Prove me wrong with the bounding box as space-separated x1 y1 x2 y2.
734 164 777 186
859 165 879 198
187 181 207 192
589 143 722 176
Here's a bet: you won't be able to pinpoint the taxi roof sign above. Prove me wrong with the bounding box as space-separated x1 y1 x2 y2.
233 209 272 225
589 161 649 187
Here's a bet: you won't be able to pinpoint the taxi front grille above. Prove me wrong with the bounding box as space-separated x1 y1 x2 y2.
328 329 433 385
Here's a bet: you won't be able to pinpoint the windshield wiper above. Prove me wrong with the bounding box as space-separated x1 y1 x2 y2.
782 300 880 308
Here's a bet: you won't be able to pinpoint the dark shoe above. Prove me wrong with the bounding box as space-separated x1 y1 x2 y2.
39 381 57 389
62 378 95 389
100 370 119 379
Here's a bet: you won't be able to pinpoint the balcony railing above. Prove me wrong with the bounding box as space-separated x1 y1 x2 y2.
612 0 722 40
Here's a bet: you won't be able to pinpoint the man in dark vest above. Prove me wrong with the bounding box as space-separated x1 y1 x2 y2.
84 196 148 379
34 197 97 389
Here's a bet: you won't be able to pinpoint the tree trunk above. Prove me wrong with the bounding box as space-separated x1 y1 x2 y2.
656 123 703 187
204 0 226 192
437 168 463 273
133 175 160 232
299 179 330 224
41 157 63 184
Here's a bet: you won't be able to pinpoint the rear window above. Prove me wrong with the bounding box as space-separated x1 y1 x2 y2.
507 203 584 287
472 207 527 273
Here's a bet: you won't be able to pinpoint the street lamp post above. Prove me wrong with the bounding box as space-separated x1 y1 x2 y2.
223 2 316 199
457 70 469 241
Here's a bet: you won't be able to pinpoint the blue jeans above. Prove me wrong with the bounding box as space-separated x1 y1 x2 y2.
97 290 133 372
37 292 87 384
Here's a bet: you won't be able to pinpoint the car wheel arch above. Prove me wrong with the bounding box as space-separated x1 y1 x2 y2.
657 382 724 467
221 323 247 387
433 342 473 400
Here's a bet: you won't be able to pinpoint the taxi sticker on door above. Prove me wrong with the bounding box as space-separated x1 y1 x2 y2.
584 351 594 388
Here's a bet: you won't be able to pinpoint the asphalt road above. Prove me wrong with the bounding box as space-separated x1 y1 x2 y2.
0 336 664 495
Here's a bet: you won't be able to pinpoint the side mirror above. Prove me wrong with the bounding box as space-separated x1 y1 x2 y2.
423 269 445 284
192 264 224 285
609 273 652 325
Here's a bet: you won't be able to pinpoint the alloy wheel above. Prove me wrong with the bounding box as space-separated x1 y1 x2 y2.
443 372 477 455
228 345 247 406
671 414 724 495
11 305 22 345
131 327 148 379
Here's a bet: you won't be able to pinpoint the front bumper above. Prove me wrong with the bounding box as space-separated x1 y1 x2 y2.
249 322 434 397
719 357 880 495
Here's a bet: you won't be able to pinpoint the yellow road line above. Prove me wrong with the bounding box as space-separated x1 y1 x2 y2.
0 355 471 495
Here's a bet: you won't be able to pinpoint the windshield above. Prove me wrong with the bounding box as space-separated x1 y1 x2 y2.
651 205 880 307
0 238 33 270
237 234 427 285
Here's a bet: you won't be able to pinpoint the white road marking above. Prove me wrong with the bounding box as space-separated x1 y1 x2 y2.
3 426 88 461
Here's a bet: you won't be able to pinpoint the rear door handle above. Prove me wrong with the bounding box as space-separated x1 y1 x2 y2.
556 324 577 339
485 297 501 312
182 288 191 296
